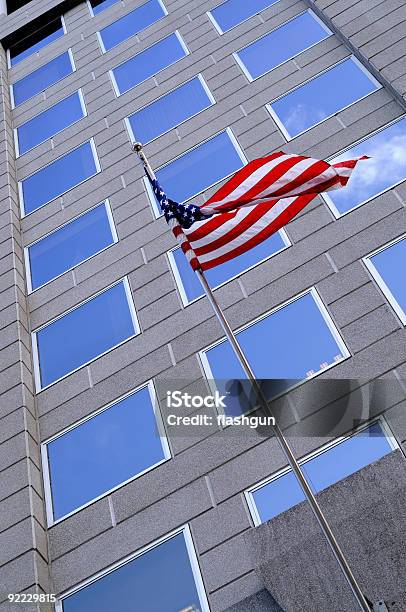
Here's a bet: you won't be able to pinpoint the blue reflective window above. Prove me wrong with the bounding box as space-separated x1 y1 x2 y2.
27 202 116 291
251 421 393 523
268 57 379 139
210 0 280 33
20 141 100 216
99 0 167 52
367 236 406 325
148 130 245 210
46 384 168 520
202 291 347 416
9 17 65 67
236 11 331 80
171 231 288 304
127 76 214 144
16 91 86 156
34 280 138 389
325 118 406 215
12 51 75 107
60 530 206 612
112 32 187 96
89 0 119 16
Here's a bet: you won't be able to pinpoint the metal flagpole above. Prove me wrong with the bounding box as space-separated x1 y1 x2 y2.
132 143 371 612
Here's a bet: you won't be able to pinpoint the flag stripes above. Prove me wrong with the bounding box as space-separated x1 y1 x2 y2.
171 222 201 271
200 152 368 215
183 194 314 270
145 151 368 272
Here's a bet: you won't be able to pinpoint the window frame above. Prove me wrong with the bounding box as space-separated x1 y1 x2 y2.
207 0 282 35
124 74 216 146
10 48 76 110
41 380 171 526
96 0 168 54
233 10 332 83
31 277 140 393
245 416 398 526
167 228 291 307
54 524 210 611
363 233 406 326
7 15 67 69
18 138 101 218
321 116 406 218
24 199 118 294
109 30 189 97
144 127 247 218
198 287 350 417
265 55 382 141
14 89 87 158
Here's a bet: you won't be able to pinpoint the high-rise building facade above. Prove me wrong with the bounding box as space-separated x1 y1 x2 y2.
0 0 406 610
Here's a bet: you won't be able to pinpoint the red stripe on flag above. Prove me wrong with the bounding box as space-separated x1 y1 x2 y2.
208 155 309 211
332 155 369 169
186 210 238 241
194 203 277 256
269 159 329 197
172 222 202 271
202 152 285 208
200 195 314 270
164 152 368 272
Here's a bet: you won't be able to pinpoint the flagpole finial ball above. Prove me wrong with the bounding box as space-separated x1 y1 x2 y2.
133 142 143 152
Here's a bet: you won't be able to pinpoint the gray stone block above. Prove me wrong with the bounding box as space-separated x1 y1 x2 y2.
317 260 370 304
342 304 400 353
245 451 406 611
200 531 255 592
209 571 265 612
329 281 386 327
209 436 286 504
0 432 31 472
224 589 283 612
52 478 213 592
48 498 112 560
192 494 252 554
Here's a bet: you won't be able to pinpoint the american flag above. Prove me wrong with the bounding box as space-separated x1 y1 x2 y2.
148 151 367 271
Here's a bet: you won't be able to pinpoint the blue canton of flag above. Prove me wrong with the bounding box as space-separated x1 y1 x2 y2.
149 178 208 229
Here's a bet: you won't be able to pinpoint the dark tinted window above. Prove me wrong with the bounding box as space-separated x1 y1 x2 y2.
20 141 99 215
46 384 169 520
34 280 139 389
235 11 331 80
60 531 207 612
16 91 86 156
210 0 279 33
170 231 288 304
251 421 393 523
325 118 406 216
366 236 406 325
202 291 348 416
268 57 379 139
126 76 214 143
99 0 167 51
147 130 245 210
111 32 188 95
89 0 119 16
27 202 116 291
9 16 64 66
12 51 74 107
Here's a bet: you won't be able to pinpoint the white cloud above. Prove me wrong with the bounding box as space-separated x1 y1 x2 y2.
330 124 406 206
281 103 327 135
